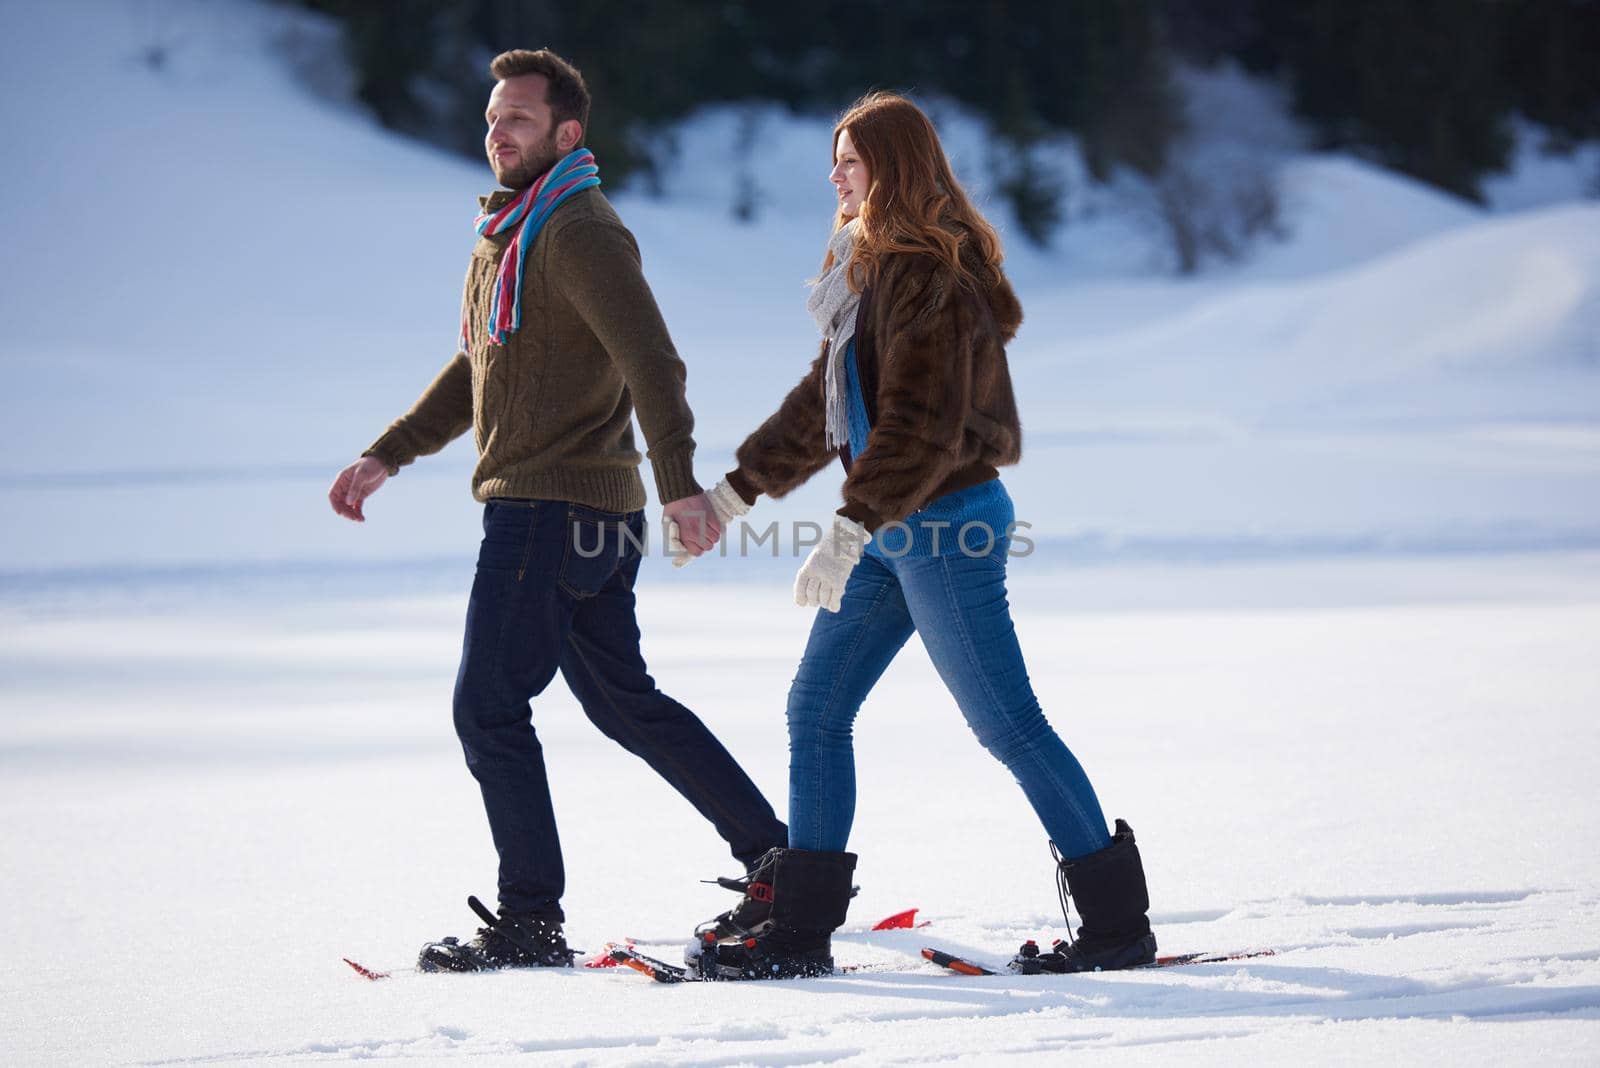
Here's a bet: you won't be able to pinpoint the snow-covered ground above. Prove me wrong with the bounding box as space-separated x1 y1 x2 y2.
3 1 1599 1063
4 556 1600 1064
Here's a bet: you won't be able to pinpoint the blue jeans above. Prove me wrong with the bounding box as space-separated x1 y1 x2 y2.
786 536 1112 859
453 498 787 920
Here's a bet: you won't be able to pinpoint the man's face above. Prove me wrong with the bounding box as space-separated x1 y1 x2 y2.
485 74 568 189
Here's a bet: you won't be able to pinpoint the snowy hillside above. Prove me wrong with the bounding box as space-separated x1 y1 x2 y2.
3 3 1600 1065
2 0 1598 579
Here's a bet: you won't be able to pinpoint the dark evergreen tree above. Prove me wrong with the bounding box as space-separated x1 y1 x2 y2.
298 0 1600 239
297 0 1184 244
1499 0 1600 148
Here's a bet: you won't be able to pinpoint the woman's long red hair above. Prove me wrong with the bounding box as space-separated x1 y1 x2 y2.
825 92 1003 292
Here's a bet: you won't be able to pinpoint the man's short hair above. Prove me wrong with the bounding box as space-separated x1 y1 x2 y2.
489 49 591 140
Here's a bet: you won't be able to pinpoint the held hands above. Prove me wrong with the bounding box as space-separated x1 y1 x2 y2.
664 478 749 568
795 515 869 612
662 491 724 565
328 456 389 522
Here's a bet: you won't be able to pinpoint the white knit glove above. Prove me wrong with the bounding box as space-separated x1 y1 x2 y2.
667 478 752 568
794 515 870 612
706 478 751 524
664 518 689 566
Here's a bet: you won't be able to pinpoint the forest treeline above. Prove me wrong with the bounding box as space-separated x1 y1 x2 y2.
302 0 1600 244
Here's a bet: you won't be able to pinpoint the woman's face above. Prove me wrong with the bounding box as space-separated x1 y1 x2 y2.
830 128 869 218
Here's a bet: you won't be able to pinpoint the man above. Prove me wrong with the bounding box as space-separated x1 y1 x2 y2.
328 48 785 971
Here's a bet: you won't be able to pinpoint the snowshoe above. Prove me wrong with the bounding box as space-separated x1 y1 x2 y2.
700 848 856 980
1035 819 1157 972
417 895 576 972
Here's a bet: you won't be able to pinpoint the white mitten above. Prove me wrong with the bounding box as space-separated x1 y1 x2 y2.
794 515 870 612
664 514 691 567
706 478 752 524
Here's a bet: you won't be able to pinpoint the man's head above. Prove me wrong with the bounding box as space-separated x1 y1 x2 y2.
484 49 590 189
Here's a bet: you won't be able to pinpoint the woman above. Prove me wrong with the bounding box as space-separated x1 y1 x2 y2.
687 93 1157 980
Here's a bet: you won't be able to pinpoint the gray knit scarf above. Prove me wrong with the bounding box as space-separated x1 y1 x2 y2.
806 219 862 449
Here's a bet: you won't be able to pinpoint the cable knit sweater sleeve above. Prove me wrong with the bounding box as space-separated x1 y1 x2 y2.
361 351 473 475
549 217 702 505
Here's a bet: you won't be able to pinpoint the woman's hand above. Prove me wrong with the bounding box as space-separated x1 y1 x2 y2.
706 478 752 524
794 515 869 612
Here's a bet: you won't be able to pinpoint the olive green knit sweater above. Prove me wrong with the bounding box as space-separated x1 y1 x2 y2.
362 187 701 511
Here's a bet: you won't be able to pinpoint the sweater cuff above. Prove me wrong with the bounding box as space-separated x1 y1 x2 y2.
725 468 760 507
361 434 407 477
651 447 703 505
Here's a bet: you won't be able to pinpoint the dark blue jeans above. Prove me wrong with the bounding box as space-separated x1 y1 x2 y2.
453 498 786 920
786 537 1113 860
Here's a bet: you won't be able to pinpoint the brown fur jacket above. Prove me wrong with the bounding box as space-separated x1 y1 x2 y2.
726 247 1024 533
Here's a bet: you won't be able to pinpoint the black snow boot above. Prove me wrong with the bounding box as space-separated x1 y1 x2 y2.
685 847 781 964
1028 819 1157 973
698 848 857 980
417 895 576 972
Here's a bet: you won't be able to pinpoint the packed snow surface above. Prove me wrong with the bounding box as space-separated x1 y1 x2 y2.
4 557 1600 1064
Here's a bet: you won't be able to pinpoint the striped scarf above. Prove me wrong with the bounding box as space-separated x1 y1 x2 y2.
463 148 601 348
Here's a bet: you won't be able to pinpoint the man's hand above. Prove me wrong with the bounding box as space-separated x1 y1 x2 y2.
667 479 750 569
795 515 869 612
662 493 722 565
329 456 389 522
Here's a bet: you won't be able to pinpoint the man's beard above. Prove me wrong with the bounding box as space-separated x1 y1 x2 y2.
493 134 563 190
